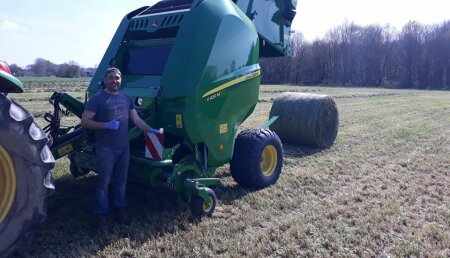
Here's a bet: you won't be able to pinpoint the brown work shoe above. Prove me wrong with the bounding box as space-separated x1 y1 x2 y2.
117 208 131 225
94 214 108 233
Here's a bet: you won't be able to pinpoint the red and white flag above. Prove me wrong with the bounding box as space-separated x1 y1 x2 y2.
144 132 164 160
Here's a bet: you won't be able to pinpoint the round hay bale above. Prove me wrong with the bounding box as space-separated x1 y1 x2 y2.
269 92 339 148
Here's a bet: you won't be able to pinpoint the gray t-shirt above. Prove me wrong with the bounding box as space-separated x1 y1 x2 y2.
85 90 135 148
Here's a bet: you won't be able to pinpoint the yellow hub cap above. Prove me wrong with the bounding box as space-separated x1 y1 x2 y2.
203 197 213 212
260 145 278 177
0 145 16 223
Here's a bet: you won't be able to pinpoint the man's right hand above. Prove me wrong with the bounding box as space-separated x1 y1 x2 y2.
105 120 120 130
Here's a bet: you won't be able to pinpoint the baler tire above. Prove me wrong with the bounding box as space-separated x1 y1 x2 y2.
69 161 90 177
230 128 283 189
190 188 216 217
0 95 55 258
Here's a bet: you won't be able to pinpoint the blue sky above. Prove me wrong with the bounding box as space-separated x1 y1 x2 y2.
1 0 448 68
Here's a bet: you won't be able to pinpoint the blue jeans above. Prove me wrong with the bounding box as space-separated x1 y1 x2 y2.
94 146 130 214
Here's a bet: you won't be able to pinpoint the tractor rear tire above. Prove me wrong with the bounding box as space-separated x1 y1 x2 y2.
230 128 283 188
190 188 216 217
0 94 55 258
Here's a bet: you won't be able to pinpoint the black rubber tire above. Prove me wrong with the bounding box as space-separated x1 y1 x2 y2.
190 188 216 217
0 94 55 258
69 161 90 177
230 128 283 188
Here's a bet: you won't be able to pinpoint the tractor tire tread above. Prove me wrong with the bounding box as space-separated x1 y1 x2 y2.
0 95 55 258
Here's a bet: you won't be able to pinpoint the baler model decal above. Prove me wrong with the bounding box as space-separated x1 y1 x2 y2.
201 70 261 99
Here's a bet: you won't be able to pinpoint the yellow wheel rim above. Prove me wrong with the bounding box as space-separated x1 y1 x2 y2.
260 145 278 177
203 197 213 213
0 145 16 223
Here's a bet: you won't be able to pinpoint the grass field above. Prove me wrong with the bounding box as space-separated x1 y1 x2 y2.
12 79 450 257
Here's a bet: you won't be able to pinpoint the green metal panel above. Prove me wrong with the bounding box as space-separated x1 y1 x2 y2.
161 0 260 166
87 6 150 95
49 92 85 118
0 70 24 94
235 0 297 56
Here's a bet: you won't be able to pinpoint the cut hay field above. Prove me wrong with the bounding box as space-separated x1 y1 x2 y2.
12 78 450 257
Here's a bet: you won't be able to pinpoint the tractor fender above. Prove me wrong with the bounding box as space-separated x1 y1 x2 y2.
0 62 24 94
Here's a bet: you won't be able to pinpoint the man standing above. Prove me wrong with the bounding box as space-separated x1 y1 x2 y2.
81 67 159 231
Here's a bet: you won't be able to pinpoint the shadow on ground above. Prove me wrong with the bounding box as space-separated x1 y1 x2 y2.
21 173 200 257
21 143 323 257
282 143 325 159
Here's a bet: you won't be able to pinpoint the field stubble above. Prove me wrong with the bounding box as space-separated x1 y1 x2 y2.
11 80 450 257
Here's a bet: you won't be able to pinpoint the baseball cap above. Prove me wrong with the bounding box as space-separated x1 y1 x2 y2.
104 67 122 78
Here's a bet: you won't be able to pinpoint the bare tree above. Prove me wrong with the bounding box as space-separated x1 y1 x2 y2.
8 64 25 77
398 21 425 88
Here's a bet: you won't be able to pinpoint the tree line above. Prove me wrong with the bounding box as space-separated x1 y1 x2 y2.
261 20 450 89
8 58 95 78
7 20 449 89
